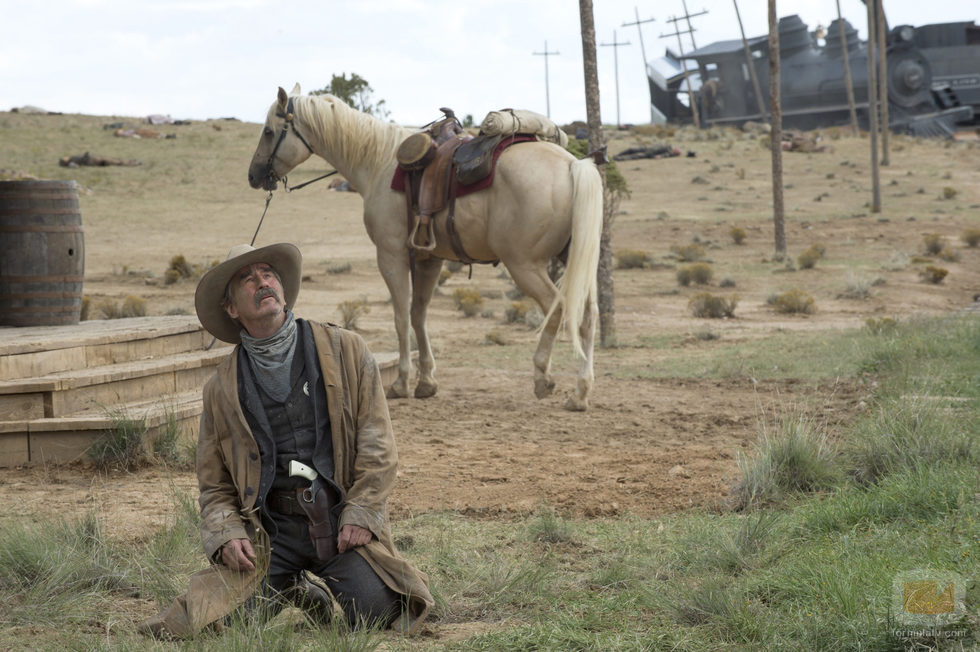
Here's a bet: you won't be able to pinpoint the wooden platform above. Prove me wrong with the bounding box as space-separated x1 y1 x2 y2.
0 317 406 466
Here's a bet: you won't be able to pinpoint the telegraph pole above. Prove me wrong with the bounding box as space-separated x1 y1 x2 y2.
733 0 767 120
679 0 708 49
533 41 560 119
600 30 631 127
622 8 656 123
660 19 700 128
866 0 882 212
836 0 859 135
875 0 890 165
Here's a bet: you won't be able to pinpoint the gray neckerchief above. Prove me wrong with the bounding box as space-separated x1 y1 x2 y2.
239 310 297 402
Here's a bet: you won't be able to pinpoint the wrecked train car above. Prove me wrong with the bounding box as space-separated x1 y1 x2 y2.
648 15 976 136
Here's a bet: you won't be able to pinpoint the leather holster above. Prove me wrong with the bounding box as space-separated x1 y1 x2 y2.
295 484 340 562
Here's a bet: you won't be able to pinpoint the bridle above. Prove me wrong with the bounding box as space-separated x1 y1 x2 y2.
263 96 338 192
263 96 316 186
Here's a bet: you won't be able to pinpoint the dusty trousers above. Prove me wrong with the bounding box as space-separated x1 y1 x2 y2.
264 510 401 627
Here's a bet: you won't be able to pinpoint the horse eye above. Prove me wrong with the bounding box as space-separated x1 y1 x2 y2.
264 127 274 137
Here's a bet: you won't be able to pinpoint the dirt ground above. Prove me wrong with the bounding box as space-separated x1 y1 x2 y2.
1 113 978 542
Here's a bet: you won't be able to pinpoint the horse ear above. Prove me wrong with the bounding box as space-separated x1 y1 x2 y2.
277 87 288 110
291 83 302 96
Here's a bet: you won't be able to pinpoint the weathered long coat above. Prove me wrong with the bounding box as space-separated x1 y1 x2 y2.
141 321 433 637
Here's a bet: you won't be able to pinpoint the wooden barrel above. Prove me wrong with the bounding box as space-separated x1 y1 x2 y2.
0 180 85 326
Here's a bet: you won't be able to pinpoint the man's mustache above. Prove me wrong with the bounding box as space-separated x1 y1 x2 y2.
254 287 281 307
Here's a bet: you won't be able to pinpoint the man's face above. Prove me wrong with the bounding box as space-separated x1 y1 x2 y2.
224 262 285 329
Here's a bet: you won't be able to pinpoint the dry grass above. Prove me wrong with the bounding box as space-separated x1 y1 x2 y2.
688 292 738 319
729 226 747 245
919 265 948 284
962 228 980 248
337 298 369 329
452 288 484 317
768 289 816 315
615 249 651 269
676 262 714 286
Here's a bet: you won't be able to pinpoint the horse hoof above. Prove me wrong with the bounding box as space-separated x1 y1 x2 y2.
386 383 409 399
534 378 556 399
414 380 438 399
563 396 588 412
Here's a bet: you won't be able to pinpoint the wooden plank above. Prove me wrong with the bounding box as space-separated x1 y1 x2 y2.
0 346 87 380
0 393 46 421
0 315 204 356
28 429 100 464
0 431 29 465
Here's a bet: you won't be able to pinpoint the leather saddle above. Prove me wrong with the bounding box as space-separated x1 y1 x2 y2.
396 109 504 262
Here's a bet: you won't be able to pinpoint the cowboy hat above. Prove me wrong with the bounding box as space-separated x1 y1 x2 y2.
194 243 302 343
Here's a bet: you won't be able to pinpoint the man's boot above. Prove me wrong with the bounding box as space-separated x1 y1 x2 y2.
288 570 344 625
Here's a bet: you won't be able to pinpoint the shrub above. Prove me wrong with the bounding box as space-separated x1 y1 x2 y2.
615 249 649 269
838 272 873 300
936 247 960 262
96 298 122 319
719 276 736 288
80 296 91 321
677 262 714 286
452 288 484 317
729 226 747 245
167 254 194 280
922 233 945 255
485 329 508 345
769 289 816 314
941 186 957 200
671 243 706 262
121 296 147 318
919 265 948 284
163 268 181 285
504 300 534 324
688 292 738 319
796 245 823 270
961 227 980 247
325 261 352 275
337 298 369 329
438 268 452 285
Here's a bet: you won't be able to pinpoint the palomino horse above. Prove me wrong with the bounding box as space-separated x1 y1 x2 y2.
247 85 602 410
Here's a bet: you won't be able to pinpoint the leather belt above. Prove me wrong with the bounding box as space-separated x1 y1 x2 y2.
266 489 307 516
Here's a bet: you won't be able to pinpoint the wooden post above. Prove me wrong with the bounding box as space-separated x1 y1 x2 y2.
768 0 786 261
836 0 859 136
866 0 882 212
876 0 890 165
579 0 616 348
733 0 767 120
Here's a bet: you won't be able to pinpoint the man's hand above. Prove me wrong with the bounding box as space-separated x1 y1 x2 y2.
337 524 372 553
221 538 256 572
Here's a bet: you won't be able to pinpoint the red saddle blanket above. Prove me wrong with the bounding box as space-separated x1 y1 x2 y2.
390 134 536 197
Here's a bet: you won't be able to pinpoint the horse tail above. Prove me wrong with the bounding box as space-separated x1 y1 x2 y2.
545 156 603 358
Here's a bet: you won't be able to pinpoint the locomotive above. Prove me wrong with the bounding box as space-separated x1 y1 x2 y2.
647 15 977 136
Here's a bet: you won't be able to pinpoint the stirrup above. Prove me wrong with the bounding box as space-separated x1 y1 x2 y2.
407 213 437 252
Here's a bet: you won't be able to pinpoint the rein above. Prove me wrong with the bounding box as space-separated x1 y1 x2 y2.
266 95 338 192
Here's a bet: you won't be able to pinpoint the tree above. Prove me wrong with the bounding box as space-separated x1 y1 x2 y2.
578 0 616 348
311 73 389 119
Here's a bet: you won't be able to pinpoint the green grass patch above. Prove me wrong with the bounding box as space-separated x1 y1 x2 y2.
3 315 976 649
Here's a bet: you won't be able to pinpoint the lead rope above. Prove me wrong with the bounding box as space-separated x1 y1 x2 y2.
204 190 276 351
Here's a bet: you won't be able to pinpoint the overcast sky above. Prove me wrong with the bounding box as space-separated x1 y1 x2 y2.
0 1 974 127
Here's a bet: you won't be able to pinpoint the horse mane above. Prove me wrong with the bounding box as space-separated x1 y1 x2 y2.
293 93 407 172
